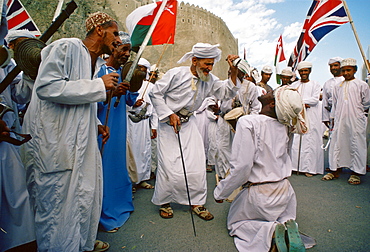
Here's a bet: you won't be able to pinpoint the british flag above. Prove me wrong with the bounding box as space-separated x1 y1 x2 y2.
288 0 349 70
6 0 41 37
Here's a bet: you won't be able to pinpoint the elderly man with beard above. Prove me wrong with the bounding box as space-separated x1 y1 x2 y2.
21 12 122 251
97 31 138 233
149 43 240 220
290 61 324 177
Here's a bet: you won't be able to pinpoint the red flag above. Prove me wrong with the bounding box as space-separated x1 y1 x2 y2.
288 0 349 69
126 0 177 47
6 0 41 37
274 35 286 66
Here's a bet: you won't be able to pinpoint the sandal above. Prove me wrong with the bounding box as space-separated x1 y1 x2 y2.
104 227 119 233
285 220 305 252
321 173 338 181
139 181 154 189
159 204 173 219
348 175 360 185
192 206 214 221
274 223 288 252
92 240 110 252
305 173 313 177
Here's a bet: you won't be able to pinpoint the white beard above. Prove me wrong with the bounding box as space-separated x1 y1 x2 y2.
196 66 210 82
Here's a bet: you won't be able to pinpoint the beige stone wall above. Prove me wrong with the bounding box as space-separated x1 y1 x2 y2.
23 0 237 79
107 0 238 79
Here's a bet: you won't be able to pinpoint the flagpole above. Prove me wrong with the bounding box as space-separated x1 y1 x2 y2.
139 34 172 100
342 0 370 73
0 0 4 25
46 0 65 44
115 0 169 106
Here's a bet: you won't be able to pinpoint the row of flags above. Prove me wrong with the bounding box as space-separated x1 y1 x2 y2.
274 0 349 73
3 0 354 75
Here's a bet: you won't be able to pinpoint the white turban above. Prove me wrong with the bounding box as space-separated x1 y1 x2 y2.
297 61 312 70
262 65 273 74
197 97 217 113
328 57 343 65
250 67 261 83
274 85 308 135
138 58 151 79
177 43 222 64
281 67 293 77
5 29 36 44
119 31 131 45
341 58 356 67
233 58 250 76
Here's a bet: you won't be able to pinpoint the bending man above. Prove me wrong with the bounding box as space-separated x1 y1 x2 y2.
214 86 307 251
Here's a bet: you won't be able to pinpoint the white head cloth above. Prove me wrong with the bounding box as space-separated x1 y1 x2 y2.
5 29 36 44
281 67 293 77
177 43 222 64
119 31 131 45
297 61 312 70
197 97 217 112
340 58 356 67
274 85 309 135
250 67 261 83
233 58 251 76
261 65 273 74
328 57 342 65
138 58 151 79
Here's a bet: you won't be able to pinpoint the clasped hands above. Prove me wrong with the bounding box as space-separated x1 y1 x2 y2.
101 72 130 96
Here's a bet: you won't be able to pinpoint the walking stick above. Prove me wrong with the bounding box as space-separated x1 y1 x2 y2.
100 90 114 156
176 126 197 237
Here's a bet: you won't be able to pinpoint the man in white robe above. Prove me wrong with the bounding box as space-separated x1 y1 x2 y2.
0 62 36 252
214 86 306 252
256 65 273 92
215 59 260 179
290 61 324 176
194 97 217 172
127 58 158 189
323 58 370 184
21 12 124 251
321 57 344 172
149 43 240 220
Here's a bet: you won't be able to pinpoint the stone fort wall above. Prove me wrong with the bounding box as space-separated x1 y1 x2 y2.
107 0 238 79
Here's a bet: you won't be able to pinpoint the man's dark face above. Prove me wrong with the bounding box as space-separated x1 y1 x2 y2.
261 72 272 83
281 75 291 86
113 43 131 65
237 69 245 82
298 68 311 82
101 22 121 55
341 66 356 81
258 90 274 106
329 62 341 77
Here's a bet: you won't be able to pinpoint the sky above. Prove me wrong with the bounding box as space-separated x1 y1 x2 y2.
180 0 370 88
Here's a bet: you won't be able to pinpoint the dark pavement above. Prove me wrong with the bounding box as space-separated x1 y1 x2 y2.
97 167 370 251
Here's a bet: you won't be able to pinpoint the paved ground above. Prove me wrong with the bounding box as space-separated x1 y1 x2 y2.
97 167 370 252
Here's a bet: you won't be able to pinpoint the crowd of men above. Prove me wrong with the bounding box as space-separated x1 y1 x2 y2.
1 7 369 252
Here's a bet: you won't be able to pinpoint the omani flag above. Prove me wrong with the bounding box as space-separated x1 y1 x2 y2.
126 0 177 48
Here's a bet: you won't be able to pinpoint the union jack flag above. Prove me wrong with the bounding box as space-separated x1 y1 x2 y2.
288 0 349 70
6 0 40 37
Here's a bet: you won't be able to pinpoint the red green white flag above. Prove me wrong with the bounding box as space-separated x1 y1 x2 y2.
126 0 177 48
274 34 286 84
